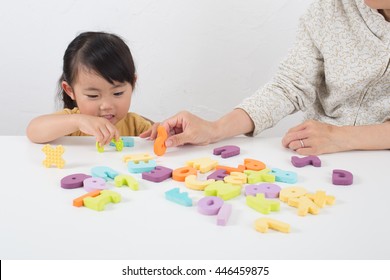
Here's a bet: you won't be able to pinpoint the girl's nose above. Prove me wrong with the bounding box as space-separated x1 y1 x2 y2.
99 99 113 110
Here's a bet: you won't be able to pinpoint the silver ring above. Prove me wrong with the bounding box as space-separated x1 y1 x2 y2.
299 139 305 148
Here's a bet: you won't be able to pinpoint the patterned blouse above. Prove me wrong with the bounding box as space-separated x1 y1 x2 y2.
237 0 390 136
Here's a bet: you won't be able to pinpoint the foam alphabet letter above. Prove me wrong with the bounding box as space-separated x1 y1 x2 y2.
114 174 139 190
244 158 266 171
172 166 197 182
213 145 240 158
42 144 65 168
217 204 232 226
83 177 107 192
110 137 134 147
254 218 290 233
244 169 275 183
204 181 241 201
287 196 320 216
246 193 280 214
61 173 91 189
142 166 173 183
197 196 224 215
127 160 157 173
154 125 168 156
216 164 245 174
245 183 281 198
306 191 335 207
83 190 121 211
187 157 218 173
91 166 119 181
332 169 353 185
279 186 307 203
207 169 228 181
73 190 101 207
270 168 297 184
223 172 247 185
291 155 321 168
165 188 192 206
123 153 153 163
185 175 215 191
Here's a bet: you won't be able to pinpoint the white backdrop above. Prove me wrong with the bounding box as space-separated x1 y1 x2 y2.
0 0 310 136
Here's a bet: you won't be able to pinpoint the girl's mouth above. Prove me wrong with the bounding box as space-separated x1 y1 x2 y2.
101 114 115 121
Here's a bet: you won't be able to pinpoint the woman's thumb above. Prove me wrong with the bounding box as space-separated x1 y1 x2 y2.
165 134 186 147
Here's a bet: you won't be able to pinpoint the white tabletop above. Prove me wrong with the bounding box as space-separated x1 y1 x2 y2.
1 136 389 260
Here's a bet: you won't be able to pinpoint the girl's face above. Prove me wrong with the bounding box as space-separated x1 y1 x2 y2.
63 67 133 125
364 0 390 9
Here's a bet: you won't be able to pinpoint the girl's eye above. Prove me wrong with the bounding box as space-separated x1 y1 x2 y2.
86 95 98 99
114 92 124 96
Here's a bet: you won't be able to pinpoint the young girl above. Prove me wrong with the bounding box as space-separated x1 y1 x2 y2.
141 0 390 155
27 31 152 146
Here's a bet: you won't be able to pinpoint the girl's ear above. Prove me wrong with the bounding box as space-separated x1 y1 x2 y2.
61 81 75 100
132 74 138 88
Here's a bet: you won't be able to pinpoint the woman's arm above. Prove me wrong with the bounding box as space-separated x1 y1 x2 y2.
282 120 390 155
140 109 254 147
343 122 390 151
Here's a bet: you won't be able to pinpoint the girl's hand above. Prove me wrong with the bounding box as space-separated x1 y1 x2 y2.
281 120 349 155
75 114 120 146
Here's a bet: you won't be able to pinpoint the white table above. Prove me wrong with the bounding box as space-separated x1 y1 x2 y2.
1 136 389 260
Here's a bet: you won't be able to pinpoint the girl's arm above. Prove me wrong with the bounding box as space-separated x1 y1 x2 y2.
26 114 119 145
282 120 390 155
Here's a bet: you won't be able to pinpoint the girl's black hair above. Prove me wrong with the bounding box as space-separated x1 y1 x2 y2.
58 31 136 109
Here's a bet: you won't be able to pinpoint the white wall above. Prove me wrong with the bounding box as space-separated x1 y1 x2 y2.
0 0 311 136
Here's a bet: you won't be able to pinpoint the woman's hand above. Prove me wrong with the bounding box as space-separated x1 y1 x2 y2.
140 111 217 147
282 120 349 155
139 122 161 140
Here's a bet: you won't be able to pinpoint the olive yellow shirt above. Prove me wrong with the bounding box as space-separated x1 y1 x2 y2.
56 108 152 136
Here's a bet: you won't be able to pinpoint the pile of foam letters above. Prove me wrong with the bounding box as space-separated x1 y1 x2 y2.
42 132 353 234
